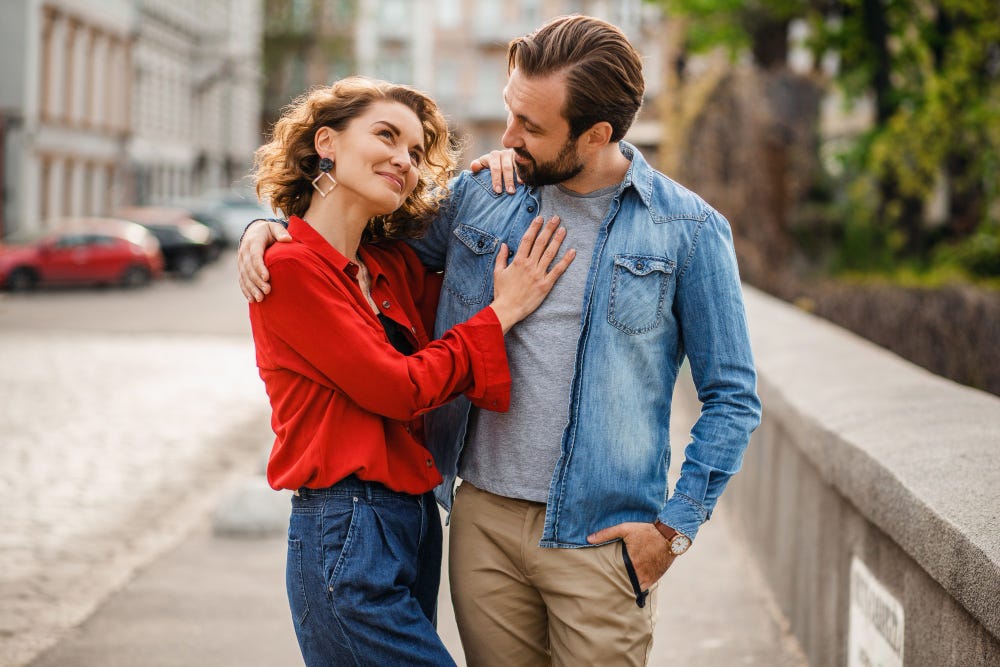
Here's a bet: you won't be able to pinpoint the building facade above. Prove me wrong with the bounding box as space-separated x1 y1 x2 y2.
260 0 665 168
0 0 263 238
397 0 664 162
260 0 357 132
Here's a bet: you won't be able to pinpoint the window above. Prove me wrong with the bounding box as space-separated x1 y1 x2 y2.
376 50 411 85
326 0 353 21
434 60 459 105
291 0 313 30
379 0 409 27
436 0 460 28
52 234 88 249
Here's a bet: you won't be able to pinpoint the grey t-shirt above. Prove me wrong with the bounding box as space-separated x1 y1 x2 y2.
459 182 617 502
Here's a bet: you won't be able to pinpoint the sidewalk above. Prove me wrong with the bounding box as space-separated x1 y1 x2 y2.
27 497 806 667
27 382 808 666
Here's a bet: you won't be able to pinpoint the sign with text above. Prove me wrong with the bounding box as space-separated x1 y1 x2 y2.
848 557 905 667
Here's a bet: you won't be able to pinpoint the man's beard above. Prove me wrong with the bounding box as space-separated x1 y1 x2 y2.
514 137 584 187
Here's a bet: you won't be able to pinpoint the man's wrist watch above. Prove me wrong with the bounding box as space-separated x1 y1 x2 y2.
654 520 692 556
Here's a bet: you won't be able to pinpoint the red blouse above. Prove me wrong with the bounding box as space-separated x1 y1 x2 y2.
249 216 511 494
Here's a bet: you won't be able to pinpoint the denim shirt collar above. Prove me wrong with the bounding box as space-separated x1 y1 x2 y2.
615 140 654 209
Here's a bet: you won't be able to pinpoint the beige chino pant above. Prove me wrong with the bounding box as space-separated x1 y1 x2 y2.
449 482 658 666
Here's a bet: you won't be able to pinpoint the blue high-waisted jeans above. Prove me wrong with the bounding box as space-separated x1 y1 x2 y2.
286 476 454 666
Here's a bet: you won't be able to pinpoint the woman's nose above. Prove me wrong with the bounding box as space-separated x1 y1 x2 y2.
391 149 411 171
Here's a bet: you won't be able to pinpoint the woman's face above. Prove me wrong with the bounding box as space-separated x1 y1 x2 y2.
328 101 426 217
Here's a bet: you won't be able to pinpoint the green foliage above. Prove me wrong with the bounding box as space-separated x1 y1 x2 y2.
661 0 750 57
934 222 1000 277
650 0 1000 279
661 0 810 58
829 173 899 273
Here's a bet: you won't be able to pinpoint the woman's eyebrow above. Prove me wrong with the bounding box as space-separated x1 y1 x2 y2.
373 119 424 156
373 120 400 136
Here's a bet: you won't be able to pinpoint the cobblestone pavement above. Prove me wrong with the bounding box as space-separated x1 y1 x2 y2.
0 257 273 667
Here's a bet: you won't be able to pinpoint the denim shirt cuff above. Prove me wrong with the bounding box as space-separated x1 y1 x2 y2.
239 217 288 248
660 493 709 542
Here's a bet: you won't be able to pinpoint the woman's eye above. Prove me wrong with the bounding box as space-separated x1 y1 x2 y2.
410 152 422 166
378 129 393 141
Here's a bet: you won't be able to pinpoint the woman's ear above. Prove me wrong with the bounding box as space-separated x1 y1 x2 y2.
314 126 336 160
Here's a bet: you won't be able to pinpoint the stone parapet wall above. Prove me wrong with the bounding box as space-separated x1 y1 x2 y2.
717 287 1000 666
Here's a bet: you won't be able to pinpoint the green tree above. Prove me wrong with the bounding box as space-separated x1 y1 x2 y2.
657 0 1000 275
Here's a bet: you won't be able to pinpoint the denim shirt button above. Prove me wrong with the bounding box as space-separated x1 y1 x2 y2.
476 240 484 249
527 205 535 213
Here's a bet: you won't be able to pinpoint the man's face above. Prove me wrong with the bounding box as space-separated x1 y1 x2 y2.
501 68 584 187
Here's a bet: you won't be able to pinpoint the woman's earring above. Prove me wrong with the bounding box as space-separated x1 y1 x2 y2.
311 157 337 197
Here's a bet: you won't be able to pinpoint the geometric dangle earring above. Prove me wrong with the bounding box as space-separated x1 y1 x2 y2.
311 156 337 197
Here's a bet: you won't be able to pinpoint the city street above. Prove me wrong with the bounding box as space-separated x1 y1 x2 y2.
0 255 273 666
0 253 807 667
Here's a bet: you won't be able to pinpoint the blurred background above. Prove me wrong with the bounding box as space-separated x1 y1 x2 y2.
0 1 998 666
1 0 997 390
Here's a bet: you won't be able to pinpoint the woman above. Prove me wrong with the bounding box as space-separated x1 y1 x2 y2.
249 77 574 666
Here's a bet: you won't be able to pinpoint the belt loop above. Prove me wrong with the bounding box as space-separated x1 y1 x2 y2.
365 479 375 502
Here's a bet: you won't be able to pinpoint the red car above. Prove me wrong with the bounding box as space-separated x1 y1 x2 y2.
0 218 165 290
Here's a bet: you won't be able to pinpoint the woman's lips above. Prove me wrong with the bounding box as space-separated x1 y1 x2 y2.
377 172 404 191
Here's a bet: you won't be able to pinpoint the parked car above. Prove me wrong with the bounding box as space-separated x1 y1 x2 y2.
170 189 274 246
182 210 228 259
0 218 164 291
114 207 217 279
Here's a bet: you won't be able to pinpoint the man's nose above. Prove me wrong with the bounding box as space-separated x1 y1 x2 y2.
501 124 520 149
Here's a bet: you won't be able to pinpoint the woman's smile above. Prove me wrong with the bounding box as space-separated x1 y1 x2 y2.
377 171 405 191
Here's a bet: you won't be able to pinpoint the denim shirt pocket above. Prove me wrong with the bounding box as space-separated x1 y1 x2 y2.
444 224 500 305
608 254 676 335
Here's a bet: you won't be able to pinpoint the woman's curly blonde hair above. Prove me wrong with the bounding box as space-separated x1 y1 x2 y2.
254 77 458 242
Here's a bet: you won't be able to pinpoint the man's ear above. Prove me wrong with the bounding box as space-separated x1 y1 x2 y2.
314 126 336 159
578 121 614 151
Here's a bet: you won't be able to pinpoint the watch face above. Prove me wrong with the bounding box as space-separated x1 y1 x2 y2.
670 534 691 555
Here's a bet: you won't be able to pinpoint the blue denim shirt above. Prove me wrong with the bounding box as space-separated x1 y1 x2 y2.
409 142 761 547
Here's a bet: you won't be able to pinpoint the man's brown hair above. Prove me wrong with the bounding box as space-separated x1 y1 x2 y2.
507 15 644 142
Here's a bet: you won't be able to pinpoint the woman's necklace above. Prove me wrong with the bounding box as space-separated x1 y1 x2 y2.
353 256 379 315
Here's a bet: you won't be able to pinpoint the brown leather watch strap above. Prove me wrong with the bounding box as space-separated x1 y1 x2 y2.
653 520 678 542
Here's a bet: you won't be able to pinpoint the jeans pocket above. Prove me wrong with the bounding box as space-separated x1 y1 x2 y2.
324 497 362 596
608 254 675 335
621 542 649 609
286 538 310 626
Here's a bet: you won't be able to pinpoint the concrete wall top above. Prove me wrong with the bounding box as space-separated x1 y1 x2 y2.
743 287 1000 638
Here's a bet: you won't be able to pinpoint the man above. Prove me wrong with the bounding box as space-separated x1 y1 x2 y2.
239 15 761 666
